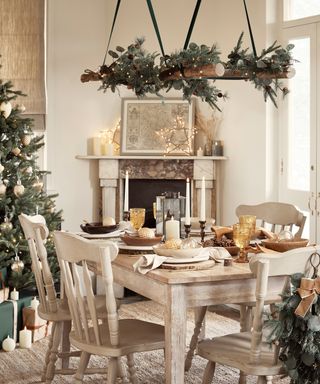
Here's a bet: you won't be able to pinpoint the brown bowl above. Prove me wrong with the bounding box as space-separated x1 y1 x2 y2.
120 234 163 246
80 222 119 234
261 238 309 252
225 246 240 256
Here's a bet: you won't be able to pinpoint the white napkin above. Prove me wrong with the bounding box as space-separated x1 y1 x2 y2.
133 254 168 274
208 247 231 262
78 229 124 239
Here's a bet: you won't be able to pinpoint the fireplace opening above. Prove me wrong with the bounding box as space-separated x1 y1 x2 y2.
128 179 188 228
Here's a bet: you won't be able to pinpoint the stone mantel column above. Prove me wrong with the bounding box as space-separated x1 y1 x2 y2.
77 155 227 225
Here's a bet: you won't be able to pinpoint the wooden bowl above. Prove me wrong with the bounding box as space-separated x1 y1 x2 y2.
153 244 203 258
120 234 163 246
80 222 118 234
224 246 240 256
261 238 309 252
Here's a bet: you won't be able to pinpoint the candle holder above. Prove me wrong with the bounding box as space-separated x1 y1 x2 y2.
199 220 206 244
184 224 191 238
123 211 129 222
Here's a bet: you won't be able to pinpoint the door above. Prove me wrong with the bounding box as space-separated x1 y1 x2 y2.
279 22 319 242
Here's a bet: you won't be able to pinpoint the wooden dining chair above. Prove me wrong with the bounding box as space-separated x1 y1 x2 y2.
53 230 165 383
236 201 307 239
19 213 108 383
197 245 320 384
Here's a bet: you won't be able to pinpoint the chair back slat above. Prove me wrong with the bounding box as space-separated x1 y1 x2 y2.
54 231 119 346
19 213 58 314
236 202 307 238
249 245 320 364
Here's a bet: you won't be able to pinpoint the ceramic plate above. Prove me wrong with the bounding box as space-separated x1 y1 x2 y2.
117 241 154 251
78 230 123 239
163 254 209 264
153 244 203 258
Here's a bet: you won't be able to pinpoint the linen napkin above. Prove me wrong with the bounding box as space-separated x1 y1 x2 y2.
133 254 168 274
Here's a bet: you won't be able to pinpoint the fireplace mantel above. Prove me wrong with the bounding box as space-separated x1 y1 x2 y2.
77 155 227 224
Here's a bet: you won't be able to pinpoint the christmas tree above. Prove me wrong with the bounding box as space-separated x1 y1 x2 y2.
0 68 62 290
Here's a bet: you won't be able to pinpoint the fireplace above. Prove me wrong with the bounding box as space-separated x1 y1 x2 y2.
94 156 226 226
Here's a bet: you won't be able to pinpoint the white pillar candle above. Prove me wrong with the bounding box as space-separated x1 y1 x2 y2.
185 178 191 225
124 170 129 212
10 288 19 301
166 217 180 240
30 297 39 311
19 327 32 349
92 136 101 156
2 335 16 352
105 142 114 156
197 147 204 156
200 176 206 221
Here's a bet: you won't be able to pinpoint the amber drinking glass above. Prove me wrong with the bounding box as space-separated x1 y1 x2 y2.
239 215 256 239
130 208 146 232
233 223 251 263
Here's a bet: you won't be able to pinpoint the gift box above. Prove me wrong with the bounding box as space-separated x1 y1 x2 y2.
23 306 51 342
0 267 9 304
0 291 33 349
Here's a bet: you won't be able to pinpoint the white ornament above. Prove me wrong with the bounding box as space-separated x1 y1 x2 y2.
0 218 13 232
21 135 31 146
11 147 21 156
24 166 33 175
0 181 6 195
2 336 16 352
0 164 4 173
14 181 25 196
0 101 12 118
33 177 43 192
18 104 26 112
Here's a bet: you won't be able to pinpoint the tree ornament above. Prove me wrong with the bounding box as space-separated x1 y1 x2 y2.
0 180 7 195
11 147 21 156
23 166 33 175
18 104 26 113
21 135 31 146
2 336 16 352
0 101 12 118
11 254 24 273
0 163 4 173
0 217 13 233
33 177 43 192
14 180 25 196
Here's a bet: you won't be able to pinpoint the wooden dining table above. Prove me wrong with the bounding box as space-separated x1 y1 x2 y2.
111 253 284 384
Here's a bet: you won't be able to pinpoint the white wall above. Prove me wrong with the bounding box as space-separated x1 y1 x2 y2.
47 0 274 230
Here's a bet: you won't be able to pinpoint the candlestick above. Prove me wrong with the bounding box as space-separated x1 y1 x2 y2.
165 217 180 240
185 178 191 225
10 288 19 301
124 170 129 212
200 176 206 221
123 211 129 222
184 224 191 238
199 220 206 244
19 327 32 349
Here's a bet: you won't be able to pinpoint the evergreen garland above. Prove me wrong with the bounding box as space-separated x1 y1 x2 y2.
264 273 320 383
91 33 295 110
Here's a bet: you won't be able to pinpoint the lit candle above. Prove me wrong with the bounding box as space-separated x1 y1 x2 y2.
200 176 206 221
30 297 39 311
185 178 191 225
197 147 204 156
10 288 19 301
19 327 32 349
166 217 180 240
124 170 129 212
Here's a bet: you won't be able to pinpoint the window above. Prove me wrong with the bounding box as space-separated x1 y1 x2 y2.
284 0 320 21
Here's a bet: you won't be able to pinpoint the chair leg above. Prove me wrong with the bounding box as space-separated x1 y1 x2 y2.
74 351 91 383
117 357 128 382
185 306 207 372
41 321 56 381
61 320 72 369
266 376 273 384
257 376 267 384
45 321 63 383
107 357 118 384
202 361 216 384
127 353 138 384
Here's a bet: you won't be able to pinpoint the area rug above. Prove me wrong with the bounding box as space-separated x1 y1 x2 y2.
0 300 290 383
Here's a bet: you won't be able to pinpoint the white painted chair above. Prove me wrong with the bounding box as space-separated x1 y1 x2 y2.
197 245 320 384
54 230 165 383
19 213 108 383
236 202 306 239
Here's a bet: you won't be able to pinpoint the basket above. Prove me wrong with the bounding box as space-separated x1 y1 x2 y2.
261 238 309 252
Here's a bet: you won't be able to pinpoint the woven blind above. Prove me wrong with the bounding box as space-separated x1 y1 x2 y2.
0 0 45 115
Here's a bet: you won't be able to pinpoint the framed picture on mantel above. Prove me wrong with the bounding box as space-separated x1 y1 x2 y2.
120 98 195 156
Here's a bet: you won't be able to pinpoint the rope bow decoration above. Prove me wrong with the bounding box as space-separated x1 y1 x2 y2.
295 277 320 318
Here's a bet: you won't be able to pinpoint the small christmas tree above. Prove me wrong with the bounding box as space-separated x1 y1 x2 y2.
0 64 62 290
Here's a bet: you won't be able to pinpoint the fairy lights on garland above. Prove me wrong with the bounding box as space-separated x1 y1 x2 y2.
81 34 295 110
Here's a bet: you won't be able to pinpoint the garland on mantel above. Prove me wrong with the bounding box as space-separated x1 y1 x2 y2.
81 34 295 110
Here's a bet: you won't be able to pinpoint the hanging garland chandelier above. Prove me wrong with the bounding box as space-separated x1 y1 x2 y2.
81 0 295 110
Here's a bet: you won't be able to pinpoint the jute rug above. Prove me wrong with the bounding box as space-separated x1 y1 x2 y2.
0 300 290 384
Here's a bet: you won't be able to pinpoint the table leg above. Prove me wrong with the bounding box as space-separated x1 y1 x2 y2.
165 285 186 384
239 305 251 384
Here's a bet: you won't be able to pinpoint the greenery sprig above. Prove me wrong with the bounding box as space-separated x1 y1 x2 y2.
264 273 320 383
